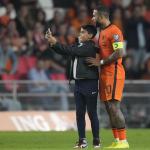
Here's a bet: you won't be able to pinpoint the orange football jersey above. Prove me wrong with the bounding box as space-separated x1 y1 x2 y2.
99 24 125 79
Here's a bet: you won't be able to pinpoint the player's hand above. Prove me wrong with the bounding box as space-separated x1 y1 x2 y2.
86 54 100 67
45 28 57 45
86 57 100 67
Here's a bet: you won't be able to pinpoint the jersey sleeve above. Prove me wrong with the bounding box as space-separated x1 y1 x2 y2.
110 27 124 51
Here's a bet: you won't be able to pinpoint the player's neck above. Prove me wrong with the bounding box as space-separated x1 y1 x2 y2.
102 20 111 29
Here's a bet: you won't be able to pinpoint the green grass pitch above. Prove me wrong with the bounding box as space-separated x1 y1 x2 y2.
0 129 149 150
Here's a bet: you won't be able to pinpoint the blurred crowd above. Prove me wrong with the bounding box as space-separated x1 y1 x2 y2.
0 0 150 83
0 0 150 125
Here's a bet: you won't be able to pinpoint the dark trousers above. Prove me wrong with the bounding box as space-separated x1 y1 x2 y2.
74 79 99 139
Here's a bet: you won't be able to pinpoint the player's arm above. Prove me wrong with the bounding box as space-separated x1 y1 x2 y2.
87 29 124 66
100 29 124 65
86 43 124 67
100 42 124 65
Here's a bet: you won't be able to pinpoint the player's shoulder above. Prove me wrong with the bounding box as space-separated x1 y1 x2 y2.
109 25 123 41
110 24 122 34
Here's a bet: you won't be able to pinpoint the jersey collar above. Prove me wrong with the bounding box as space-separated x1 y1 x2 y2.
101 23 112 30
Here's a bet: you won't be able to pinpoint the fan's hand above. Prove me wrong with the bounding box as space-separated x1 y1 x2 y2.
45 28 57 45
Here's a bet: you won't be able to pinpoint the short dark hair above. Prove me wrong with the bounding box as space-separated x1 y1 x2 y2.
96 5 109 18
81 24 97 38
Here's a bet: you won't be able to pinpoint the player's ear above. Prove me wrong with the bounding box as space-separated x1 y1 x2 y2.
98 15 103 20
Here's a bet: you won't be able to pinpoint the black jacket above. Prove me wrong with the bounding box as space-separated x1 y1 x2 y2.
51 40 99 80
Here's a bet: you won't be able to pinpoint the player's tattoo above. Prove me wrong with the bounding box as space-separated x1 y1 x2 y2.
115 109 126 128
105 100 125 128
103 49 124 65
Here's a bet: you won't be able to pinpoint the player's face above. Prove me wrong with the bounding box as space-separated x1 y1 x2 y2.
78 28 91 42
92 9 104 25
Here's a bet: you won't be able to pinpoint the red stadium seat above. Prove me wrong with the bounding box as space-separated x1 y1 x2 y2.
50 73 67 80
25 56 37 69
17 56 28 77
17 56 37 78
1 74 19 91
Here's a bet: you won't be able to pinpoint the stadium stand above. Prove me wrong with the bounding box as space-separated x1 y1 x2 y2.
0 0 150 128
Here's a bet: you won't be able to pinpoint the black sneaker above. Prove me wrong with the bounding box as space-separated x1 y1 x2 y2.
93 138 100 149
73 139 88 149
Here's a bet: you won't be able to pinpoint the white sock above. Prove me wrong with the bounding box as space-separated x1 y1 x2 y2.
120 139 127 142
115 138 119 142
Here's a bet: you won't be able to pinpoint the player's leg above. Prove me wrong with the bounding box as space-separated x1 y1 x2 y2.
99 79 120 144
74 90 87 149
113 79 129 148
104 100 119 142
100 77 129 148
104 100 126 135
104 100 129 148
86 92 100 148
